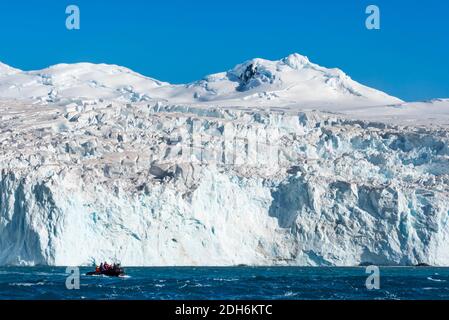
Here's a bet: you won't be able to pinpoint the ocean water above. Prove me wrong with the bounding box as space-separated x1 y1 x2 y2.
0 267 448 300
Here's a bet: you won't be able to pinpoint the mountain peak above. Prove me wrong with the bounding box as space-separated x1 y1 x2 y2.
281 53 311 69
193 53 403 107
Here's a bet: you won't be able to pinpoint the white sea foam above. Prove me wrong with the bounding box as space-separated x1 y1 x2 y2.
427 277 446 282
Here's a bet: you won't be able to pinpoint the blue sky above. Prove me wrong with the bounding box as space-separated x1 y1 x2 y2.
0 0 448 101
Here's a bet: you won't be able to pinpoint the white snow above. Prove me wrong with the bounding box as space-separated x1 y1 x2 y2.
0 53 401 109
0 62 166 105
0 53 448 266
0 62 20 76
336 99 449 127
2 53 448 125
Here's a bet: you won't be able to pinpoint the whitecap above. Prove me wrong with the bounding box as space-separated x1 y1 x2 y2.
427 277 446 282
35 272 66 276
212 278 239 282
193 283 211 287
284 291 298 297
10 282 45 287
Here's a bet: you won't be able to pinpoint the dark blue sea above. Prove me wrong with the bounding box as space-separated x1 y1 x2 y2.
1 267 448 300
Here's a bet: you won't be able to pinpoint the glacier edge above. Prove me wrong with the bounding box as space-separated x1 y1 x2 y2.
1 102 449 266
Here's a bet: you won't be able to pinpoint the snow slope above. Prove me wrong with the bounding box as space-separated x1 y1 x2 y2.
338 99 449 127
0 62 167 105
0 62 20 75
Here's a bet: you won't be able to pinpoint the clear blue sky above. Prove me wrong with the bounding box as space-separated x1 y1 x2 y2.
0 0 448 101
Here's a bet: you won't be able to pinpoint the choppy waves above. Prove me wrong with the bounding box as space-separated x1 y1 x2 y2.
1 267 449 300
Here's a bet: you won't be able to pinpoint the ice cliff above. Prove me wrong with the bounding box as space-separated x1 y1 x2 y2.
1 100 449 266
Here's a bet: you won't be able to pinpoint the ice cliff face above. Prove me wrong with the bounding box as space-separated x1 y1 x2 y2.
1 100 449 266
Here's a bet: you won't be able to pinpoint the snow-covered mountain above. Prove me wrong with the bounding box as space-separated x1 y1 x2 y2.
0 62 167 105
0 53 402 108
152 53 402 108
1 54 449 266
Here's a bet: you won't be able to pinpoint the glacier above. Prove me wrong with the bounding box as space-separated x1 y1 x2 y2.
0 53 449 266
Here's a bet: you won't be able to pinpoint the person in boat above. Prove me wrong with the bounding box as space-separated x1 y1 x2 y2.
87 261 124 276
